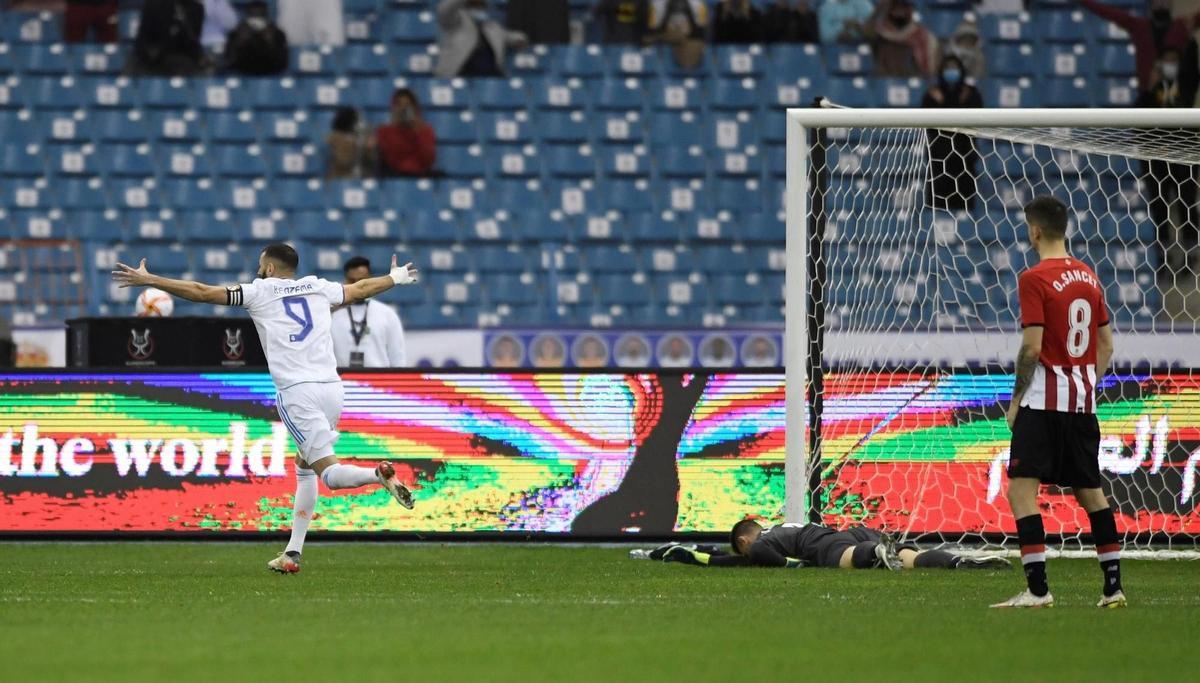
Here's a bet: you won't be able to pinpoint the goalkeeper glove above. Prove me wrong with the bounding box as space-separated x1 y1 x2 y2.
662 545 710 566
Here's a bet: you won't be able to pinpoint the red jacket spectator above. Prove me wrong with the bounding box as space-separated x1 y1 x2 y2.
1081 0 1192 87
375 89 437 177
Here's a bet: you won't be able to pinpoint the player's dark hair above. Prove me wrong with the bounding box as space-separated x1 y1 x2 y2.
729 518 762 555
343 255 371 274
1023 195 1069 240
262 243 299 273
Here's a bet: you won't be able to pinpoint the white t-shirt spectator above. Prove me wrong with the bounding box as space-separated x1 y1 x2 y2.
202 0 239 47
278 0 345 46
330 301 407 368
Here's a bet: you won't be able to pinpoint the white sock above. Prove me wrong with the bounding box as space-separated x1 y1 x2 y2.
285 468 318 555
320 463 378 490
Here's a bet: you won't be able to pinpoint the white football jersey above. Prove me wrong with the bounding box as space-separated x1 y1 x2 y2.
229 276 345 390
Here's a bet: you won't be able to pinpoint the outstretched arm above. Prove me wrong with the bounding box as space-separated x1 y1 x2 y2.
343 255 419 305
111 259 228 305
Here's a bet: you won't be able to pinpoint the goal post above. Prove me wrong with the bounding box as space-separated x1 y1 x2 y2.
785 105 1200 553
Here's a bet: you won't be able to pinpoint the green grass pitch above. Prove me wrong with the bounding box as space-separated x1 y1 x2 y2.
2 544 1197 682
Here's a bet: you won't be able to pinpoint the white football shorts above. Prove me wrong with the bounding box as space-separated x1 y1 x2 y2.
275 381 345 465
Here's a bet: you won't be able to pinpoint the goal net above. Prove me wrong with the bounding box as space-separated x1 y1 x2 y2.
784 105 1200 555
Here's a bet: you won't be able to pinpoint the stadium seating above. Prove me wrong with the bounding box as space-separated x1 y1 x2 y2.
0 4 1159 330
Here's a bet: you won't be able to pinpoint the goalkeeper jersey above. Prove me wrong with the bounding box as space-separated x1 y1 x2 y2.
748 523 839 567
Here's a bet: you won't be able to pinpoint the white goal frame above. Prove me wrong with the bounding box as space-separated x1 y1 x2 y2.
784 106 1200 536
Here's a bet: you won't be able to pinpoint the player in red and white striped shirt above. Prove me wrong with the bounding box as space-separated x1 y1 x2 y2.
991 196 1126 610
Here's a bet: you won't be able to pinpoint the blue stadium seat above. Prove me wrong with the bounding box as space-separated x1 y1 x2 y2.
595 78 645 111
58 178 109 210
15 43 70 75
248 79 308 111
767 44 824 80
426 110 479 145
136 78 193 110
338 43 392 76
595 274 646 305
472 79 529 111
97 143 156 177
3 13 62 43
823 44 872 75
212 144 269 178
24 75 88 109
650 78 702 112
269 144 320 177
491 180 548 214
648 110 703 150
599 179 653 213
490 147 540 179
713 45 766 78
293 47 336 77
534 77 589 110
125 209 175 242
408 79 468 111
510 47 547 76
164 179 219 211
71 210 126 242
9 210 65 240
552 45 607 79
176 210 236 243
1043 44 1090 79
480 112 534 144
0 143 44 177
537 110 590 144
1038 10 1088 42
1097 43 1136 76
408 210 463 243
605 46 660 77
158 145 213 178
1098 77 1139 107
711 78 761 111
275 178 330 211
987 43 1036 78
206 111 260 144
386 11 437 43
348 210 402 243
979 13 1032 42
601 146 649 179
982 78 1038 108
145 111 203 143
656 147 706 179
439 145 487 178
473 245 528 273
1043 77 1092 107
876 78 925 107
290 210 348 243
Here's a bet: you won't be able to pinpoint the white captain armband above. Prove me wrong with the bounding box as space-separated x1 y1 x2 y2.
225 285 244 306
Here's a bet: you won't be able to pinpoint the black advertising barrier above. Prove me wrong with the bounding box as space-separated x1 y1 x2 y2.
67 317 267 368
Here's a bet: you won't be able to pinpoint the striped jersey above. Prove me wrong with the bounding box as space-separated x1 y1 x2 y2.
1017 256 1110 414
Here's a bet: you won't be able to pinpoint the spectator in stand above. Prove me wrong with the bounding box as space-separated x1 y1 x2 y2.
594 0 651 44
326 107 369 180
944 16 985 79
1082 0 1191 88
64 0 119 43
870 0 938 77
201 0 239 48
222 1 288 75
922 55 983 213
375 89 437 178
713 0 764 44
818 0 873 44
278 0 345 46
506 0 569 44
647 0 709 69
1136 47 1198 282
435 0 529 78
764 0 820 44
127 0 210 76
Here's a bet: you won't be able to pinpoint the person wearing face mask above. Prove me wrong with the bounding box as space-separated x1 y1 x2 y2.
1136 47 1199 283
818 0 873 43
870 0 938 77
922 55 983 213
1082 0 1192 88
945 17 985 79
435 0 529 78
221 1 288 76
374 89 437 177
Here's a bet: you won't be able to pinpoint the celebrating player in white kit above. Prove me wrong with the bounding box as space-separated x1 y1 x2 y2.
112 243 420 574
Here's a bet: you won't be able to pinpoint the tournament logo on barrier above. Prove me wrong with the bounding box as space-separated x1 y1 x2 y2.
126 328 154 363
222 328 245 363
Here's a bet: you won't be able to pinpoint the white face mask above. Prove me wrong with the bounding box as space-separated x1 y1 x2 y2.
1162 62 1180 81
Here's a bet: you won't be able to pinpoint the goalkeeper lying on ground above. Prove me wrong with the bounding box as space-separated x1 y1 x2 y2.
636 519 1011 570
